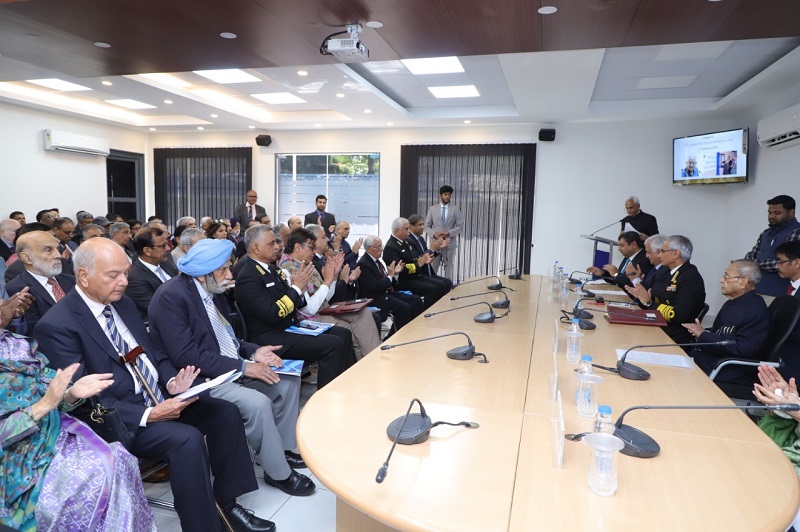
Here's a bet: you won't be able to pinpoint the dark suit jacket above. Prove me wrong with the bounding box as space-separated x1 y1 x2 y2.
356 254 396 302
5 257 73 283
304 211 336 236
6 270 75 333
311 253 357 303
148 274 257 386
604 249 652 289
382 236 425 282
234 258 306 344
0 241 12 262
33 291 178 431
233 203 267 224
124 258 179 321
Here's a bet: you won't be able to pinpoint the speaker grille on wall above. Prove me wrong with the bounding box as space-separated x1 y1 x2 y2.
538 129 556 142
255 134 272 147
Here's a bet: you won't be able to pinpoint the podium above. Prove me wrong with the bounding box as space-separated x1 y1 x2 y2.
580 234 617 270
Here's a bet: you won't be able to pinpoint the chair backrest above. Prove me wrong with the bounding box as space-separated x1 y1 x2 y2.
697 303 710 323
231 300 249 342
764 295 800 362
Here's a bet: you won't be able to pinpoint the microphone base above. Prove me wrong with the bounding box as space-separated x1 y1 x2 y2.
614 424 660 458
508 272 522 280
487 283 503 290
577 320 596 331
386 414 432 445
617 363 651 381
473 312 496 323
446 345 475 360
491 300 510 309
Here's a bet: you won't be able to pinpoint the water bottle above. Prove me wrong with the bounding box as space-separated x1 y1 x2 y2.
575 355 594 405
565 319 583 363
551 260 560 288
594 406 614 434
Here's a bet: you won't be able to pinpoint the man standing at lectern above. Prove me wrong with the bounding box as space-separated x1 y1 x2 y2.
425 185 463 281
620 196 659 239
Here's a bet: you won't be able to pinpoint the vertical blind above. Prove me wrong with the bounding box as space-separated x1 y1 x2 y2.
154 147 252 229
400 144 536 283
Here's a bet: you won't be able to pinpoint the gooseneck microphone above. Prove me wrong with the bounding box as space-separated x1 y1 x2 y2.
572 296 603 319
590 219 624 236
613 403 800 458
591 340 735 381
376 398 430 483
450 290 510 309
499 266 523 280
424 301 507 323
456 275 514 291
380 331 488 362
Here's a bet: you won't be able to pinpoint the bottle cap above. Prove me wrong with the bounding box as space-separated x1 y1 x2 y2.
581 355 592 362
571 318 580 323
598 405 612 415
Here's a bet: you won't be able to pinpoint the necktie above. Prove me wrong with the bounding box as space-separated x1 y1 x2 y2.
48 278 65 301
248 205 254 220
102 306 164 406
620 258 629 273
155 266 168 282
202 294 240 360
788 284 795 296
377 259 387 278
441 206 447 225
318 213 323 225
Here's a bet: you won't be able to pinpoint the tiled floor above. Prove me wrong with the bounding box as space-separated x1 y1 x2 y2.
145 380 337 531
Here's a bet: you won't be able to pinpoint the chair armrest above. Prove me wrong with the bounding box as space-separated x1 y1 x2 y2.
709 358 781 381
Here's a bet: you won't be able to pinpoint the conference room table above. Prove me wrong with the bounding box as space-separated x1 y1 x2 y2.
296 276 800 531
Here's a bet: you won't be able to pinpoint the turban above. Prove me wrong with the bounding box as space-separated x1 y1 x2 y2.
177 238 234 276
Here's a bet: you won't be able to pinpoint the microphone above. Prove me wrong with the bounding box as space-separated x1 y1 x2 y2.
424 301 506 323
456 275 513 291
568 271 591 284
613 403 800 458
376 398 431 483
499 266 523 280
571 296 603 320
590 219 623 236
380 331 488 362
560 310 596 330
450 290 510 309
593 340 736 381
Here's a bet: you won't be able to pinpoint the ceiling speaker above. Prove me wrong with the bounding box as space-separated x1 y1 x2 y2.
538 128 556 142
255 134 272 147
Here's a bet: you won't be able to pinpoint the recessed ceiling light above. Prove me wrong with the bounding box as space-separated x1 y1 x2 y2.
210 113 218 118
315 124 321 128
248 125 255 129
538 6 557 14
387 122 394 126
402 56 464 75
193 69 260 84
219 32 237 39
297 70 308 76
428 85 480 98
140 73 192 88
197 126 205 131
336 93 345 98
94 42 111 48
163 99 173 104
149 127 156 131
251 92 306 104
364 109 372 114
365 20 383 28
464 120 472 124
27 78 91 91
104 98 156 109
101 80 112 86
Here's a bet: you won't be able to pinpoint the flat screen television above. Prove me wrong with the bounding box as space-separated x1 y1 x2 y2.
673 127 748 186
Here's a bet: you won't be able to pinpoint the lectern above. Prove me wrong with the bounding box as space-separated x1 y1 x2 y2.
580 234 617 270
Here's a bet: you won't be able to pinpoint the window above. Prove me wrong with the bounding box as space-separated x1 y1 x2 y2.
276 153 380 238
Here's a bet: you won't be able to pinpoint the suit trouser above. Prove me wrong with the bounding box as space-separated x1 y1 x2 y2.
399 276 451 309
211 375 301 480
431 245 457 280
317 308 381 360
130 396 257 532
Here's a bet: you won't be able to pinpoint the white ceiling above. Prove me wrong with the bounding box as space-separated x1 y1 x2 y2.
0 36 798 132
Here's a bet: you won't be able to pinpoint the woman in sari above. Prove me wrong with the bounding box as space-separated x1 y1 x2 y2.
0 330 156 531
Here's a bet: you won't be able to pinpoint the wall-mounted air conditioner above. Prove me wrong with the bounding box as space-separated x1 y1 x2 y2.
43 129 110 157
757 103 800 149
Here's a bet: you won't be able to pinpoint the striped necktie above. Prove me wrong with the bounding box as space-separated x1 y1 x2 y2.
102 306 164 406
202 293 240 359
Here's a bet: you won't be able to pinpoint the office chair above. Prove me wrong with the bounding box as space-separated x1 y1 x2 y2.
697 303 710 323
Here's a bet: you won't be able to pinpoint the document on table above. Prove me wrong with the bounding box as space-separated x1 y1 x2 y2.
175 369 242 400
615 348 694 369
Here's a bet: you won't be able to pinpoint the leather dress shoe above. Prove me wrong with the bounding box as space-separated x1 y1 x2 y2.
263 469 315 496
284 450 306 469
222 503 275 532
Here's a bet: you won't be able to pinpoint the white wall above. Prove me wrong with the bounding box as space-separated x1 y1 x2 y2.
0 102 149 221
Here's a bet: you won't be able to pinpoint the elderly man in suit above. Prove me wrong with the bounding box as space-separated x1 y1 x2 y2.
424 185 464 280
33 238 275 532
234 190 267 224
304 194 336 237
124 226 179 321
148 238 314 496
0 218 20 262
6 231 75 334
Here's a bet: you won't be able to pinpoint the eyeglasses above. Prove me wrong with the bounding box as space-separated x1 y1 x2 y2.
776 259 793 265
657 248 677 254
148 243 169 249
369 245 384 250
721 274 744 280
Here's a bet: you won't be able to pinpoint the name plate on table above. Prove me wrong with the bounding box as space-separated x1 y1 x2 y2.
604 304 667 326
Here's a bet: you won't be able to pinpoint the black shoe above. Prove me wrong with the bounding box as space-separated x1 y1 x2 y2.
284 450 306 469
263 469 315 496
222 503 275 532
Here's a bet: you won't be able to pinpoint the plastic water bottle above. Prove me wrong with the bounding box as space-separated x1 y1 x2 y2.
594 406 614 434
575 355 594 404
551 260 560 288
565 319 583 363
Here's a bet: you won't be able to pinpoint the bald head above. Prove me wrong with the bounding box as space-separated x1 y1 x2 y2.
17 231 62 277
73 238 131 304
288 216 302 230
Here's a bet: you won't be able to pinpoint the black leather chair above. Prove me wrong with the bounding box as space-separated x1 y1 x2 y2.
709 295 800 402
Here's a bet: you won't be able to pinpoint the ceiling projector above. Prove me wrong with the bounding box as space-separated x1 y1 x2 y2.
325 24 370 61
